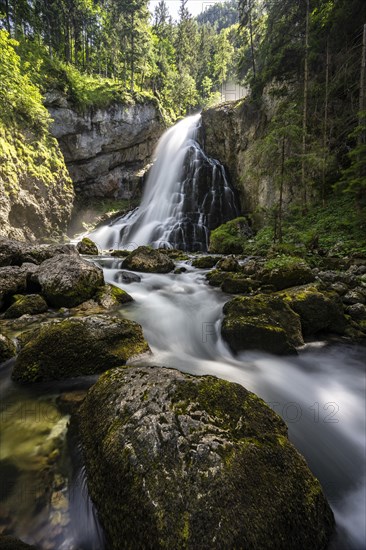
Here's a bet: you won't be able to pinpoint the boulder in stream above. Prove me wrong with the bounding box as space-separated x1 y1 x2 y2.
0 333 16 363
221 294 304 355
78 366 334 550
122 246 175 273
34 254 104 308
12 315 150 383
3 294 48 319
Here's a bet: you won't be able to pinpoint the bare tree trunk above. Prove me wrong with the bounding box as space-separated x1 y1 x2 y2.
278 137 285 243
131 12 135 94
5 0 11 34
359 24 366 122
302 0 310 209
249 0 256 80
322 38 330 206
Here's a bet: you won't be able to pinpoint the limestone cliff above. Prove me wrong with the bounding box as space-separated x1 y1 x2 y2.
200 100 295 219
0 125 74 242
45 93 165 201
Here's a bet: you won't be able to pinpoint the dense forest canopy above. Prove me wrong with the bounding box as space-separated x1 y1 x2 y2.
0 0 365 214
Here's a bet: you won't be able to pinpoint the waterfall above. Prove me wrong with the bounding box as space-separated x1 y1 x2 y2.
89 114 239 252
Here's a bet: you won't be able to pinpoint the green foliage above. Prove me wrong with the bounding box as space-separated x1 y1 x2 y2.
0 30 49 132
264 255 307 271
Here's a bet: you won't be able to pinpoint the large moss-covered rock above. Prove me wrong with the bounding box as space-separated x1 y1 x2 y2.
206 269 229 287
34 254 104 308
3 294 48 319
77 237 99 255
12 315 150 383
259 258 315 291
122 246 175 273
222 294 304 354
216 255 240 272
278 285 346 336
221 274 258 294
191 255 218 269
0 333 16 363
95 284 133 308
78 366 334 550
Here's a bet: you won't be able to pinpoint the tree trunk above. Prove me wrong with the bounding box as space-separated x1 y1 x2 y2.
278 137 285 243
322 38 330 206
5 0 11 34
249 0 256 80
301 0 310 209
131 12 135 94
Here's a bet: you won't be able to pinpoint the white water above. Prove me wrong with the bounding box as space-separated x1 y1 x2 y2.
89 114 238 252
100 257 366 549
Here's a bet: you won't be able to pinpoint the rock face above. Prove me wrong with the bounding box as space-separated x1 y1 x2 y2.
122 246 175 273
12 316 150 383
34 254 104 308
222 294 304 354
201 101 293 217
0 125 74 242
46 97 164 200
78 366 334 550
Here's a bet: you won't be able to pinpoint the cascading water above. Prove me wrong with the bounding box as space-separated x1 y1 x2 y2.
89 114 239 252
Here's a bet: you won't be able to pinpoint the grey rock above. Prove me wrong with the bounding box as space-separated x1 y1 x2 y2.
78 366 334 550
343 291 365 305
122 246 175 273
346 303 366 320
114 270 142 284
0 266 27 309
0 333 16 363
34 254 104 308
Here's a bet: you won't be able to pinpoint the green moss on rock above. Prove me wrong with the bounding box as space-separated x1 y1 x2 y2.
221 275 258 294
12 315 150 383
77 366 334 550
191 256 218 269
209 218 251 254
259 256 315 291
95 284 133 309
77 237 99 255
222 294 304 354
3 294 48 319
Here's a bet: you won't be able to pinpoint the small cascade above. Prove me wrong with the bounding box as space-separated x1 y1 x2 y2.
89 114 239 252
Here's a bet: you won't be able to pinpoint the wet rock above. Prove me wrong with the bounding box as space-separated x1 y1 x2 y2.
221 275 258 294
343 290 365 305
78 366 334 550
95 284 133 308
216 256 240 272
34 254 104 308
206 269 229 287
12 315 150 383
77 237 99 256
174 267 187 274
191 256 218 269
56 391 88 414
278 285 346 336
329 282 348 295
259 262 315 291
316 271 358 289
346 303 366 321
0 333 16 363
221 294 304 355
0 237 78 267
3 295 48 319
114 271 141 284
110 250 131 258
122 246 175 273
0 267 27 309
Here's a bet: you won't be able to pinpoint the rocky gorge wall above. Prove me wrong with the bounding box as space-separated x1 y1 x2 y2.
200 99 295 221
45 93 165 202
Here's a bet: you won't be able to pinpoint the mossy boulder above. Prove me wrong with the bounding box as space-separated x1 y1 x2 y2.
0 237 78 267
77 237 99 255
206 269 229 287
278 285 346 336
0 333 16 363
209 217 251 254
3 294 48 319
95 284 133 308
222 294 304 355
78 366 334 550
122 246 175 273
191 255 218 269
12 315 150 383
34 254 104 308
259 257 315 291
216 255 240 272
221 275 258 294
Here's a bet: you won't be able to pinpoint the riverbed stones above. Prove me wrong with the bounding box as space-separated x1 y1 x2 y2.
0 267 27 309
122 246 175 273
12 316 150 383
3 294 48 319
221 294 304 354
34 254 104 308
0 237 78 267
78 366 334 550
191 256 218 269
0 333 16 363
